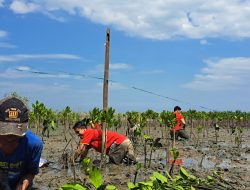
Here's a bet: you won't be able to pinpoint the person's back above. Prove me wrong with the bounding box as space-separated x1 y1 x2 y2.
81 129 126 153
73 123 136 165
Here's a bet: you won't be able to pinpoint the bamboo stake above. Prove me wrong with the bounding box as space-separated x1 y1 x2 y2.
101 28 110 168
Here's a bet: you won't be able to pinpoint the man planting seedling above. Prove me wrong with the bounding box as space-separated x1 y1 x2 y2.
73 120 136 164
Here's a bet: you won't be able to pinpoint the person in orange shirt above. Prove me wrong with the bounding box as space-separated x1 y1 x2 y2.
170 106 189 140
73 121 136 165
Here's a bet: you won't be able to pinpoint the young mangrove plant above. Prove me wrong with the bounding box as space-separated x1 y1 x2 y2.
133 162 143 184
168 148 179 177
128 167 236 190
234 116 244 148
196 124 203 147
143 134 162 168
59 158 117 190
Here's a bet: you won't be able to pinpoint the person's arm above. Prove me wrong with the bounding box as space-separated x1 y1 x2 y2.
23 131 43 189
89 120 96 129
16 174 35 190
181 118 186 125
74 143 89 160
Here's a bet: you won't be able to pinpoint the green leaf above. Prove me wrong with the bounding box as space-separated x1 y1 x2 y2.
59 183 87 190
165 171 173 181
136 162 142 170
82 158 91 167
89 166 103 189
153 172 168 183
173 175 183 183
179 167 190 179
190 186 196 190
189 174 197 181
207 175 213 182
138 181 153 187
144 134 152 141
149 176 156 181
106 185 117 190
174 186 184 190
171 148 179 160
128 182 137 189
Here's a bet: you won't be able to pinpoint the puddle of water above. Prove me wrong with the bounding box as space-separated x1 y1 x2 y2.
242 144 250 149
216 142 229 147
201 147 210 152
200 157 216 169
182 157 215 170
182 158 199 170
241 153 250 161
159 156 216 171
218 159 231 170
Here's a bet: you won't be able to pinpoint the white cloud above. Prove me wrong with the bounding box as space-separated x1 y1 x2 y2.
0 81 71 93
16 66 30 71
10 0 40 14
0 53 81 63
97 81 128 90
6 0 250 40
0 42 16 49
0 67 90 80
200 39 208 45
0 67 36 78
184 57 250 91
0 30 7 38
0 0 4 7
95 63 131 74
110 63 130 70
141 69 164 75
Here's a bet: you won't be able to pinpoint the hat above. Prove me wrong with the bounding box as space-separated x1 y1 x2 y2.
0 97 29 136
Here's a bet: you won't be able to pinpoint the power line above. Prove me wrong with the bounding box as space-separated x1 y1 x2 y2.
16 68 215 111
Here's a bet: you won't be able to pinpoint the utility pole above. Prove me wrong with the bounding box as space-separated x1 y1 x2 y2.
101 28 110 167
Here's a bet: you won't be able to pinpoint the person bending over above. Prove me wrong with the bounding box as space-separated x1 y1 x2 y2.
73 121 136 164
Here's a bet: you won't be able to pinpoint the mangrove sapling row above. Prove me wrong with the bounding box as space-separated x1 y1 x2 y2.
59 157 236 190
13 95 250 189
128 167 236 190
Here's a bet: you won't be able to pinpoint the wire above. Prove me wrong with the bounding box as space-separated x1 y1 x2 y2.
16 68 215 111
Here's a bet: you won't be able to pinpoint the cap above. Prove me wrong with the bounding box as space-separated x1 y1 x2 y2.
0 97 29 136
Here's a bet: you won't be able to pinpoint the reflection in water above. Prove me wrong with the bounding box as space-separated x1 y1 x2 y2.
183 157 215 170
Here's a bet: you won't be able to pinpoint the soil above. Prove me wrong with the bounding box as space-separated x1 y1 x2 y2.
32 124 250 190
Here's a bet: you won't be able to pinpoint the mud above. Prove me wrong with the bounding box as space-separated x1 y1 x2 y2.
33 125 250 190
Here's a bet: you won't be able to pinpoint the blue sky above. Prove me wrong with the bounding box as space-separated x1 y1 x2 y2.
1 0 250 112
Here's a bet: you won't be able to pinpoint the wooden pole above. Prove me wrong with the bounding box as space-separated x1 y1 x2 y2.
101 28 110 167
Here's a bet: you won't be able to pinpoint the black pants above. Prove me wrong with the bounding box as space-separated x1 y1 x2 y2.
42 126 50 138
170 129 189 140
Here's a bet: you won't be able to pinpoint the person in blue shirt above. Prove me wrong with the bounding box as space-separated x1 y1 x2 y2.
0 97 43 190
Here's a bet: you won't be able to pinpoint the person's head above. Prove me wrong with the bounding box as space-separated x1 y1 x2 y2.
72 120 88 137
174 106 181 112
0 96 29 147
